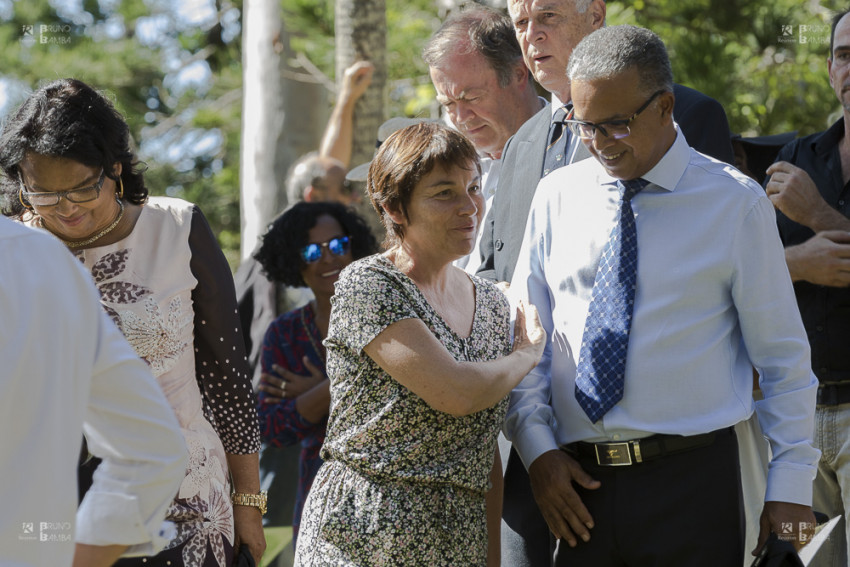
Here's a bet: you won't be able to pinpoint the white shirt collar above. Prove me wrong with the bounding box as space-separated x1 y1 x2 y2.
640 125 689 192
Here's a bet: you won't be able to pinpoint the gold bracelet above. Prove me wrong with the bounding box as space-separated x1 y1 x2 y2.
231 490 268 515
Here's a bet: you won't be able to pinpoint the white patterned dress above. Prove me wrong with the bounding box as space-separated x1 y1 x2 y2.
295 254 513 567
70 197 260 566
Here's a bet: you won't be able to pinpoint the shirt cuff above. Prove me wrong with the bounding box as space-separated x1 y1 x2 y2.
75 491 172 555
512 423 559 471
765 463 816 506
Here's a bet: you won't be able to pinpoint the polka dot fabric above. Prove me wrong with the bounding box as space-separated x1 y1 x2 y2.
74 197 259 566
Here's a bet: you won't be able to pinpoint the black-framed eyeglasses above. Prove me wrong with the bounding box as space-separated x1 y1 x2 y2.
565 90 666 141
300 235 351 263
19 169 106 207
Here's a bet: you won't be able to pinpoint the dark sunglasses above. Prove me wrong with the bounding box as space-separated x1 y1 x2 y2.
300 236 351 263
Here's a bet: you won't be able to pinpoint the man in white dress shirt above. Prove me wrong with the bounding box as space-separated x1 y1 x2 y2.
507 25 819 566
423 4 544 274
0 216 187 567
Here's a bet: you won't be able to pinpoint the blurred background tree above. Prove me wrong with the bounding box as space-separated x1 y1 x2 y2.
608 0 843 137
1 0 247 266
0 0 844 270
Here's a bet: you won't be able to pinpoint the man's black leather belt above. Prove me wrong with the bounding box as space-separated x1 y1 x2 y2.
817 383 850 406
565 432 717 466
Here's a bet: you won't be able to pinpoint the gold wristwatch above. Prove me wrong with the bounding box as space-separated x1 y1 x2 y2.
231 490 268 515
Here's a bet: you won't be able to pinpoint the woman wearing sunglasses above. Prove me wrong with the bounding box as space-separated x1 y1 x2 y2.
0 79 265 566
253 201 377 544
294 123 546 567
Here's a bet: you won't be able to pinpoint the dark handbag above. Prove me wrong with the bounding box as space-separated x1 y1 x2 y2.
233 545 256 567
750 533 804 567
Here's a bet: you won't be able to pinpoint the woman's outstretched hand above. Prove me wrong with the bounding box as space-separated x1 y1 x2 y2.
512 300 546 367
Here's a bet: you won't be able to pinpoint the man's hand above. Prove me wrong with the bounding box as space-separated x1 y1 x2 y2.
766 161 850 232
528 450 601 547
765 162 832 229
754 501 816 555
339 61 374 105
257 358 326 403
786 231 850 286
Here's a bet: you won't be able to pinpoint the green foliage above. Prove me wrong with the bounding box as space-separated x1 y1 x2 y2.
281 0 440 117
0 0 245 268
609 0 840 137
282 0 336 72
5 0 844 270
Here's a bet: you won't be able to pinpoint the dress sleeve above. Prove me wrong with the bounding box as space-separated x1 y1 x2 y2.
256 312 327 446
326 259 419 354
188 205 261 455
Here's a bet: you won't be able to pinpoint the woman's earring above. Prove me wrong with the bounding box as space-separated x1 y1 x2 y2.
18 189 33 211
117 177 124 199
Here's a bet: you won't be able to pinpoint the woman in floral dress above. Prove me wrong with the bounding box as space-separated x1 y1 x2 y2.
0 78 266 565
295 123 546 566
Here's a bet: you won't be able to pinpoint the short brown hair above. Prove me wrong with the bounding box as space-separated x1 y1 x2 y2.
423 5 527 88
367 122 479 247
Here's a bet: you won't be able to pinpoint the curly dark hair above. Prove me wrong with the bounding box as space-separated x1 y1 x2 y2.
0 78 147 218
254 201 378 288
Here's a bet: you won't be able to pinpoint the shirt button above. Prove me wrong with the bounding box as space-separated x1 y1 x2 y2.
495 239 504 251
612 434 621 440
839 200 845 206
817 326 824 332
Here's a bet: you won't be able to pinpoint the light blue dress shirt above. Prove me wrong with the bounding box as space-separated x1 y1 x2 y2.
506 128 819 505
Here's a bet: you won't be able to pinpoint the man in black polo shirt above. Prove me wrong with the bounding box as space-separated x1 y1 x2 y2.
764 9 850 566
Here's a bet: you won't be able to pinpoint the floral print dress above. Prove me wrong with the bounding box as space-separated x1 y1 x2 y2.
70 197 260 566
295 254 513 567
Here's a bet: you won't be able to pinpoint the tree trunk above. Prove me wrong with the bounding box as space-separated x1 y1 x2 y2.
334 0 386 234
334 0 387 169
240 0 326 260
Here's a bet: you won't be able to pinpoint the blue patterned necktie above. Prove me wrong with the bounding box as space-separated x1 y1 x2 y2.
543 104 572 177
574 178 650 423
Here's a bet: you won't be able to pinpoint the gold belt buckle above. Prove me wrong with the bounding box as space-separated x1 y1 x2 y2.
594 442 636 466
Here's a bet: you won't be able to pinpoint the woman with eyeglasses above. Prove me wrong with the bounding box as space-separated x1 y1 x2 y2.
253 201 376 544
0 78 266 566
293 123 546 567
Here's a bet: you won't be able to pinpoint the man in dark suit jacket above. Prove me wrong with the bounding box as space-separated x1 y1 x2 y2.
478 2 735 565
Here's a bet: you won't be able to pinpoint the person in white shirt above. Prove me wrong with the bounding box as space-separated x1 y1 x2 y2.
507 25 819 566
423 4 544 274
0 216 187 567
